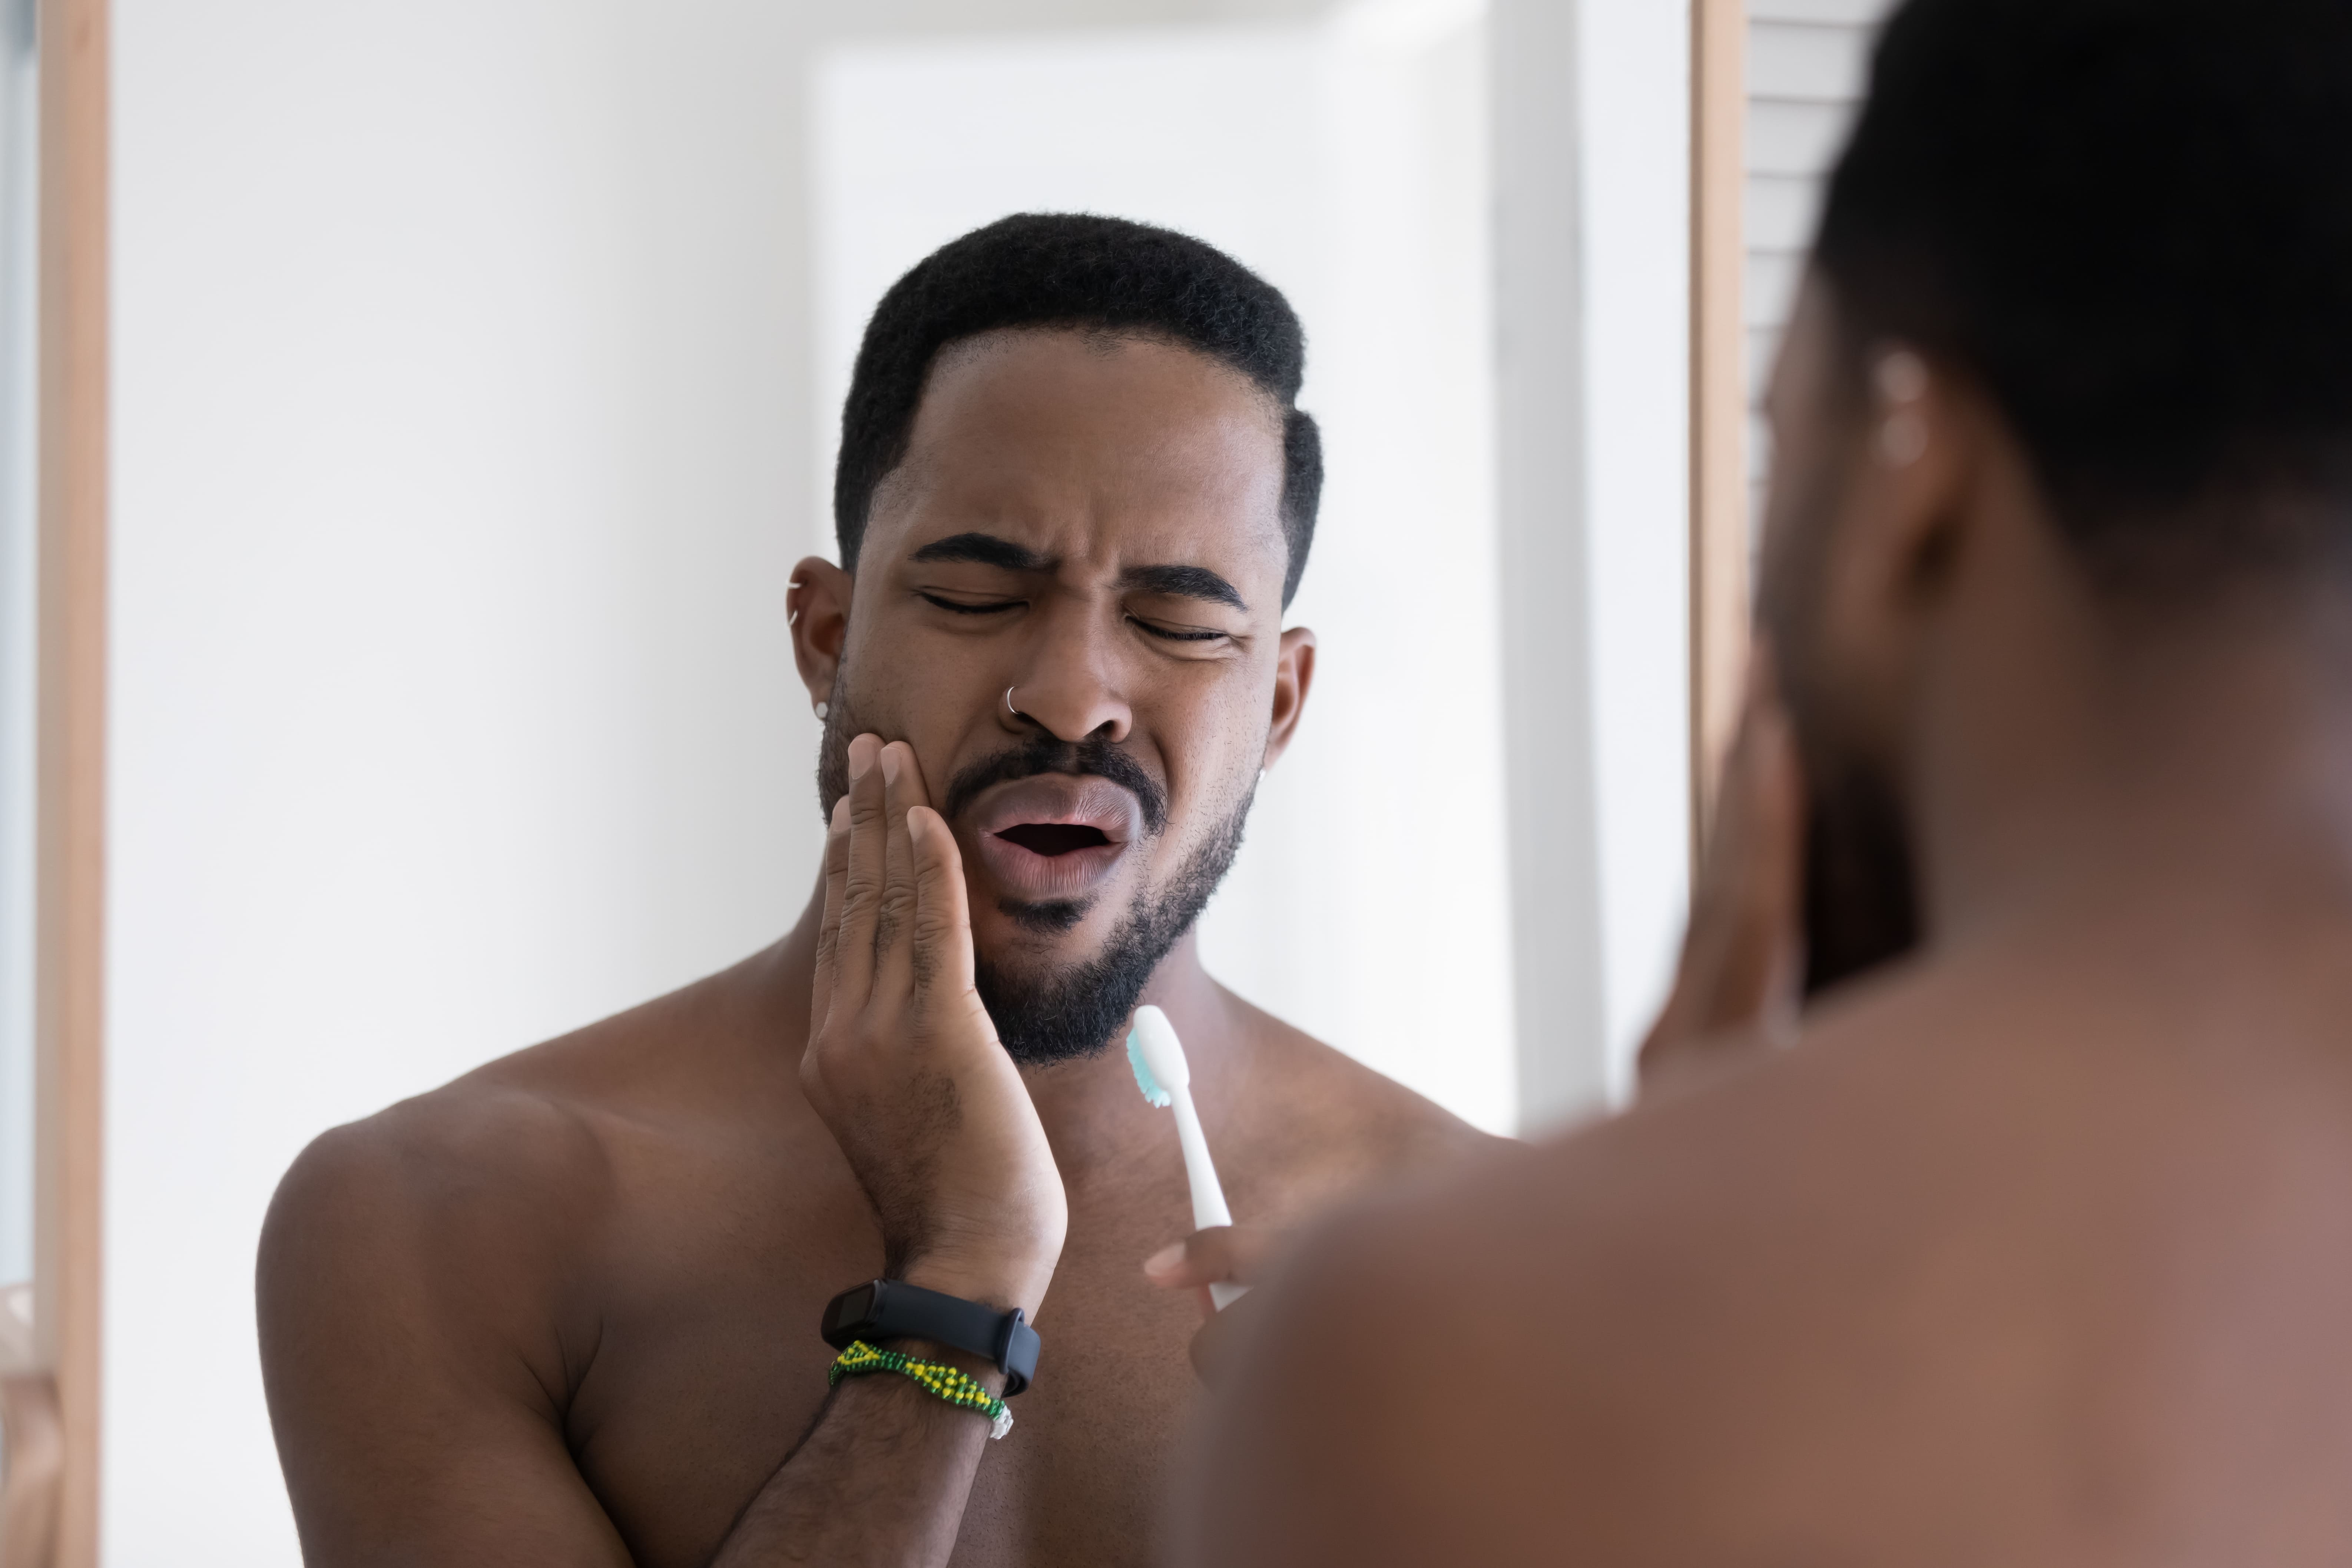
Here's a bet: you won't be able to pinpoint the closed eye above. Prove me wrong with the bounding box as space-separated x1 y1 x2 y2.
1128 615 1231 644
919 593 1023 616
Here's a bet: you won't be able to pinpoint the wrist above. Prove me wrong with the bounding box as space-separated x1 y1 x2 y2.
897 1252 1054 1319
825 1274 1045 1399
852 1336 1007 1395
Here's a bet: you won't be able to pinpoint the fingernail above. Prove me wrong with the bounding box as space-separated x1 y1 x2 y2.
848 737 875 779
1143 1243 1185 1277
880 747 901 785
831 797 850 829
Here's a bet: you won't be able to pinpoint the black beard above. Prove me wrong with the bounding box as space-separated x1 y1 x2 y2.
814 678 1253 1063
1799 759 1920 996
976 787 1249 1065
1757 371 1925 999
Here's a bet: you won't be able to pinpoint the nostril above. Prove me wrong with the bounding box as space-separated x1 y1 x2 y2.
998 823 1112 856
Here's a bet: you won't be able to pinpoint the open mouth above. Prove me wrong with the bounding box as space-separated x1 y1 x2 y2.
968 774 1142 904
994 822 1114 857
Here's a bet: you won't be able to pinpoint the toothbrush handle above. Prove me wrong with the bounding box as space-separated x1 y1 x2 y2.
1171 1091 1232 1230
1173 1092 1250 1310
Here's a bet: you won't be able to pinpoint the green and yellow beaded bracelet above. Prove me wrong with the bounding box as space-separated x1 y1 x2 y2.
829 1340 1014 1440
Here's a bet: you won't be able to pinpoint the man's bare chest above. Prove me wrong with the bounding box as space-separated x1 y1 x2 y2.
554 1133 1214 1567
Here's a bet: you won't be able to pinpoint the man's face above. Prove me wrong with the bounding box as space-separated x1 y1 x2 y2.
802 328 1307 1062
1755 279 1923 993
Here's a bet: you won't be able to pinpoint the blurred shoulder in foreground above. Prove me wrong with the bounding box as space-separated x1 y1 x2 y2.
1183 0 2352 1558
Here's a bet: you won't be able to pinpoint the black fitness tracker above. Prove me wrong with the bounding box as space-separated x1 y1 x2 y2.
822 1279 1041 1396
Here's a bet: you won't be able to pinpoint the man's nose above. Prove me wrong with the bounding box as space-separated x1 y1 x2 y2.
1003 610 1133 745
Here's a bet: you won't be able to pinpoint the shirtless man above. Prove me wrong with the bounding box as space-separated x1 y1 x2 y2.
1186 0 2352 1560
256 213 1487 1567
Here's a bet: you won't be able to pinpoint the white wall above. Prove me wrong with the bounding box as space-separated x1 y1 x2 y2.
1492 0 1692 1127
109 3 817 1557
813 2 1517 1134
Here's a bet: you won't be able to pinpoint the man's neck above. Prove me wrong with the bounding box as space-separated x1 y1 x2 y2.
1020 930 1248 1179
1923 586 2352 959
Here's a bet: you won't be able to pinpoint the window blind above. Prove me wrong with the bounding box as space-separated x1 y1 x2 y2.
1745 0 1896 521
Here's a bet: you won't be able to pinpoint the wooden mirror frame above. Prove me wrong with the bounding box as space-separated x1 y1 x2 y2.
3 1 107 1564
1690 0 1747 857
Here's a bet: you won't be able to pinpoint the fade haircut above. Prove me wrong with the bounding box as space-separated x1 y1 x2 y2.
832 213 1324 607
1815 0 2352 589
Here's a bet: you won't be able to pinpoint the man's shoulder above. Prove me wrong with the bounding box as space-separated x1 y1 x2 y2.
263 1058 617 1303
1320 961 1967 1282
1217 989 1505 1181
1190 977 1965 1564
1206 955 2352 1559
264 949 795 1296
1236 945 2229 1435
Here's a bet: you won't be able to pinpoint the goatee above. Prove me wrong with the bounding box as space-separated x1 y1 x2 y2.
977 795 1249 1065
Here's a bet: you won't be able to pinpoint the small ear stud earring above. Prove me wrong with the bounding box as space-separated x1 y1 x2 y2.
1874 349 1929 404
1873 348 1931 467
815 701 829 720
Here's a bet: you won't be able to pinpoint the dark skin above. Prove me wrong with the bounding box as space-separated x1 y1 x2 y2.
1186 276 2352 1563
258 329 1491 1567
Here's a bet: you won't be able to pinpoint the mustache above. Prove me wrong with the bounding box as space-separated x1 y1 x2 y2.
942 736 1169 837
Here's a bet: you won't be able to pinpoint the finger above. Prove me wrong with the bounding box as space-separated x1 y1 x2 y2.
1695 659 1803 1032
1639 644 1806 1082
1143 1226 1281 1291
871 743 928 1000
906 805 983 1007
1187 1286 1267 1389
811 794 852 1031
832 735 889 1011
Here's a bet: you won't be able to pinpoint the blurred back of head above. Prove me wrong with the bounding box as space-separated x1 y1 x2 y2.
1817 0 2352 593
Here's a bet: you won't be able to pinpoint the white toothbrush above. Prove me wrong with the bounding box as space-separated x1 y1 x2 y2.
1126 1005 1246 1310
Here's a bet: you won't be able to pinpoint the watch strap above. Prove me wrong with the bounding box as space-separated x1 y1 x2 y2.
821 1278 1040 1396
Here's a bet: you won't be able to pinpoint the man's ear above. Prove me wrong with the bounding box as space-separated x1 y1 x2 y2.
1261 627 1317 772
789 557 853 712
1817 350 1981 722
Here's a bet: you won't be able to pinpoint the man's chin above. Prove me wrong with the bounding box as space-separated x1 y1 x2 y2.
974 951 1150 1068
970 937 1117 1001
995 895 1090 937
968 793 1251 1066
971 910 1177 1067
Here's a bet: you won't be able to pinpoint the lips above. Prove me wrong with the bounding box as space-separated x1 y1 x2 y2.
968 775 1143 904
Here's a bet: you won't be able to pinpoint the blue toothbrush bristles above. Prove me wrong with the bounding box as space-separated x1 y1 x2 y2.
1127 1029 1172 1108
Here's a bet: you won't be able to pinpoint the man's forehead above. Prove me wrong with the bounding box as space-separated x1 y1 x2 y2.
867 328 1289 589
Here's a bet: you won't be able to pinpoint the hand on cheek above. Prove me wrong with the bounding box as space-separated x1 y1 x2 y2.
802 733 1071 1315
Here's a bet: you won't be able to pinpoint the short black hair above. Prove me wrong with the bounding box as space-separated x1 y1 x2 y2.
832 213 1323 606
1816 0 2352 586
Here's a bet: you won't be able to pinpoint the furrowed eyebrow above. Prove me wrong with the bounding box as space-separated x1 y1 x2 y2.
907 532 1054 572
1118 563 1248 613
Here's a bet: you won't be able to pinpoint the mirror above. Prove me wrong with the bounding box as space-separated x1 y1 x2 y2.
30 0 1742 1555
